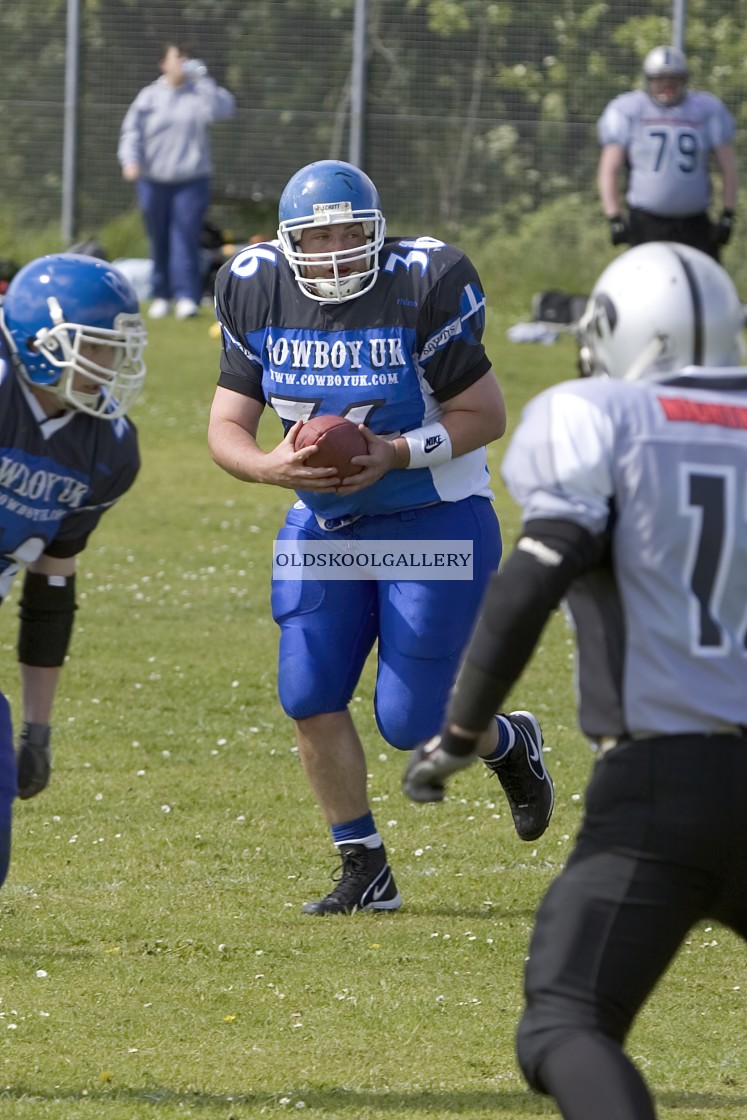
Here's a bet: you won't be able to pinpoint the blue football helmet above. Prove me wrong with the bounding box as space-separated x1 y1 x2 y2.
1 253 147 419
277 160 386 303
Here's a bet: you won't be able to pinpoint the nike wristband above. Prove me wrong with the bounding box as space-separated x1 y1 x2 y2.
404 422 452 469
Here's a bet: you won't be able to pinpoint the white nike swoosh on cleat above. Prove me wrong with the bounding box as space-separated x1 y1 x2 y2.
371 871 392 902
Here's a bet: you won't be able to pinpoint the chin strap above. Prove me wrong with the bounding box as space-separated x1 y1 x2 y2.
622 334 668 381
32 296 67 355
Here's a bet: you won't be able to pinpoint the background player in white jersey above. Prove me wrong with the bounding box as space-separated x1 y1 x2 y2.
597 45 737 260
404 242 747 1119
0 253 146 885
208 159 554 915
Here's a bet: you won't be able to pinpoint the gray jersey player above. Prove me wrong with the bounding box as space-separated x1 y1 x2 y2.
597 46 737 259
404 242 747 1120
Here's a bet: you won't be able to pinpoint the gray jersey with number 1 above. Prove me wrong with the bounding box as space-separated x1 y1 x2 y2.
502 373 747 741
597 89 735 216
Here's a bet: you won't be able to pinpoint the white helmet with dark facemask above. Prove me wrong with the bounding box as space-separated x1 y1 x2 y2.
577 242 745 382
277 160 386 303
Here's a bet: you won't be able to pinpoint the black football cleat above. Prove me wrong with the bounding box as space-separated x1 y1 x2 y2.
486 711 554 841
302 843 402 915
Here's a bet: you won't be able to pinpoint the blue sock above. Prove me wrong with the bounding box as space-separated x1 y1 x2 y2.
482 715 516 766
331 812 382 849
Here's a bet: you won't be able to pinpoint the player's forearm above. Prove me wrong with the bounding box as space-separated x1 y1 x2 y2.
599 176 621 217
208 419 268 483
446 557 556 736
390 408 502 471
446 520 602 735
438 368 507 455
441 404 506 455
716 145 738 211
20 665 61 725
597 146 624 216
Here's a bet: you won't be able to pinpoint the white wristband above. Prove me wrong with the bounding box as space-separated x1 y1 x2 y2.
404 422 452 469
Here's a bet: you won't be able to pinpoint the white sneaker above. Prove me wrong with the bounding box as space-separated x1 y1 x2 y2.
148 298 170 319
174 298 199 320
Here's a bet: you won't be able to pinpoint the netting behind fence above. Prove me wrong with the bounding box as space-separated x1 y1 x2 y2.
1 0 745 248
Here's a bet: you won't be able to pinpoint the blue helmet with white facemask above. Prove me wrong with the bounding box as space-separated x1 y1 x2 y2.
1 253 147 419
277 160 386 303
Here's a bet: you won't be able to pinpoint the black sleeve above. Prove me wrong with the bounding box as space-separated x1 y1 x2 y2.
446 519 606 734
418 253 493 402
214 260 266 401
433 355 493 403
216 369 266 401
51 422 140 548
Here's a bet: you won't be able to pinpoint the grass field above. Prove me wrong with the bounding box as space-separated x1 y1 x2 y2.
0 304 744 1119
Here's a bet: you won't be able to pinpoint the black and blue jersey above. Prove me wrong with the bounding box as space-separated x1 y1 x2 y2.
214 235 495 520
0 352 140 597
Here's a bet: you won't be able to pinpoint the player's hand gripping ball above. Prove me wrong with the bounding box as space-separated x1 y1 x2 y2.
294 415 368 478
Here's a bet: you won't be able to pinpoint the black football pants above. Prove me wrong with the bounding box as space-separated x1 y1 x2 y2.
627 207 719 260
516 734 747 1120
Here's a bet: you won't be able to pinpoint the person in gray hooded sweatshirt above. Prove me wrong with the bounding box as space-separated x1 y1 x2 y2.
118 42 235 321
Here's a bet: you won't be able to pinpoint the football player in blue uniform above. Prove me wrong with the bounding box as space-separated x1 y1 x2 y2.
208 159 554 915
0 253 146 884
403 242 747 1118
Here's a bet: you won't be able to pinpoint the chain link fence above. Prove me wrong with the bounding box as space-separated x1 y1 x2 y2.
1 0 744 252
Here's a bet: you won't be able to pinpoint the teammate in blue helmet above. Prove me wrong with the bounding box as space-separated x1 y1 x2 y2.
0 254 146 863
404 242 747 1119
208 159 553 915
2 253 146 418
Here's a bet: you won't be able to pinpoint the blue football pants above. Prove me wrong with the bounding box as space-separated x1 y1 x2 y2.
270 496 502 748
0 694 16 888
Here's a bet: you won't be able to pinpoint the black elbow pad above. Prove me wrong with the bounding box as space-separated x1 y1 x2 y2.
18 571 77 667
447 519 604 733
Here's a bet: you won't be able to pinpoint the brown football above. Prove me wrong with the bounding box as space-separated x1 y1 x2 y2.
294 415 368 478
